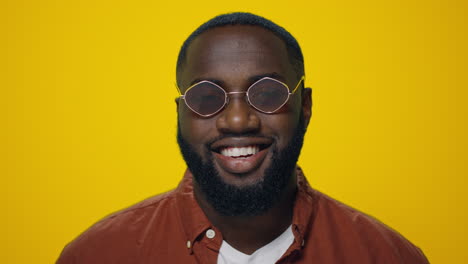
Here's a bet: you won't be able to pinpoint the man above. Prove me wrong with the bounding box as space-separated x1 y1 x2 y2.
57 12 429 263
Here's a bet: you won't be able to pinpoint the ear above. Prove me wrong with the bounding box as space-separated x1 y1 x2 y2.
301 87 312 130
175 80 181 108
175 96 181 111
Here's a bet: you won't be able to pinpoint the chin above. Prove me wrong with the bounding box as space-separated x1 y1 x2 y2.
211 150 274 188
213 164 269 188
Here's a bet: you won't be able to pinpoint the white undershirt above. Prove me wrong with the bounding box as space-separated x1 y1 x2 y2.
217 225 294 264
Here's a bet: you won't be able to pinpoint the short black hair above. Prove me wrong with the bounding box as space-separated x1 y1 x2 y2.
176 12 304 86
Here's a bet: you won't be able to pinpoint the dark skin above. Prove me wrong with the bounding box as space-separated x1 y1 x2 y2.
177 25 312 254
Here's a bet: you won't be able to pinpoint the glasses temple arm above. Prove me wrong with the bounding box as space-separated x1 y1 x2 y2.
290 75 305 94
175 82 183 95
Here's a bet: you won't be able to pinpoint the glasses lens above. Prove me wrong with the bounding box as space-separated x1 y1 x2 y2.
248 79 289 113
184 82 226 116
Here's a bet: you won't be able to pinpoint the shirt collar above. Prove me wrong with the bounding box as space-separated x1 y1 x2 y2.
174 170 213 245
175 166 317 248
290 166 317 246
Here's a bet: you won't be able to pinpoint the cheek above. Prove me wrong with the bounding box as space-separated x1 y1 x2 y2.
261 99 303 148
261 115 300 148
178 106 216 151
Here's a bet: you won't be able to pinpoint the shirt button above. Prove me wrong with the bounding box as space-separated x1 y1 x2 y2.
186 241 191 248
206 229 216 239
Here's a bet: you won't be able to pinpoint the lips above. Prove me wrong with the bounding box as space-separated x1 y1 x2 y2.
210 137 273 174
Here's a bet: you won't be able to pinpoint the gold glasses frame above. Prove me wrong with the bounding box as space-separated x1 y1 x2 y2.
177 75 305 117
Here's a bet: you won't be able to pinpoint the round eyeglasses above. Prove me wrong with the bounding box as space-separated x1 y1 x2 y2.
177 76 305 117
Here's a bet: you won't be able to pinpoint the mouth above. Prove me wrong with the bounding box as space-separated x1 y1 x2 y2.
210 138 273 175
215 144 269 158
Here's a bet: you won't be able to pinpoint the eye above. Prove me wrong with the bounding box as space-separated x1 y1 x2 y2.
185 82 226 115
252 88 280 100
248 79 289 112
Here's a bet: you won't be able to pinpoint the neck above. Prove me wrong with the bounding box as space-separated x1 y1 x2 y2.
193 171 297 255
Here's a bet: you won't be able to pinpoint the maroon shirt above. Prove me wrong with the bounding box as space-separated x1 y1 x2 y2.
57 168 429 263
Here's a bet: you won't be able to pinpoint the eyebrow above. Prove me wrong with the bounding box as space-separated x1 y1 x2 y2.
188 72 286 88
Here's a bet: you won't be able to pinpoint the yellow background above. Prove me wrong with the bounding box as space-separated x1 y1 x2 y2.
2 0 467 263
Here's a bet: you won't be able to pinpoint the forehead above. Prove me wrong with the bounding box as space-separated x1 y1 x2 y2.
180 25 295 89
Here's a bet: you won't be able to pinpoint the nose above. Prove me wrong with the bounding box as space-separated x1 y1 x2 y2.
216 94 260 134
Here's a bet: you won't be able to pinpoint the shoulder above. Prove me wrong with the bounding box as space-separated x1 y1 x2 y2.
309 190 429 263
57 190 180 263
85 189 178 235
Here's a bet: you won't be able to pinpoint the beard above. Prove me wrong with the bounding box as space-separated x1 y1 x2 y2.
177 114 306 217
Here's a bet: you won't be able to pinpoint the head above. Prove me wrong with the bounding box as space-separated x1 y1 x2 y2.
176 12 305 85
176 12 312 217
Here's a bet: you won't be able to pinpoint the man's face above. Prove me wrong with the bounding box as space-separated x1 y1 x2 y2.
177 25 311 216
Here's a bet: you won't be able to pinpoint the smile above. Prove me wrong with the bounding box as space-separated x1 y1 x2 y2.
210 138 273 175
220 146 259 158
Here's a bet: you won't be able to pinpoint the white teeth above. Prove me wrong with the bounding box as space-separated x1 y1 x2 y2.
220 146 259 157
241 148 247 156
